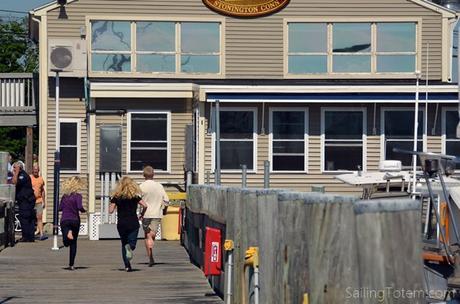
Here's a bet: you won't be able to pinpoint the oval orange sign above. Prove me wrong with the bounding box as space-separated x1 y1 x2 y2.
203 0 290 18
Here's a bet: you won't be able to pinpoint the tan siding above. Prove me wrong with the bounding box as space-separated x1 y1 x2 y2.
427 136 442 154
45 97 88 223
46 0 444 80
93 100 193 212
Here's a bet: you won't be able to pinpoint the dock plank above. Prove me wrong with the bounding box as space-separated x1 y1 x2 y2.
0 239 223 304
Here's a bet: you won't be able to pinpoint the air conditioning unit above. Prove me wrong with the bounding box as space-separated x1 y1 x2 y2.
48 38 87 77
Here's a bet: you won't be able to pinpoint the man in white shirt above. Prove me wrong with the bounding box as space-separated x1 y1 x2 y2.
139 166 169 267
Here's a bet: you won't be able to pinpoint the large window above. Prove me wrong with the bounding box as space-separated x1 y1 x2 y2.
382 109 424 167
91 20 222 74
214 108 257 171
443 109 460 169
60 119 80 172
270 108 308 172
322 109 365 172
287 21 417 75
128 112 170 172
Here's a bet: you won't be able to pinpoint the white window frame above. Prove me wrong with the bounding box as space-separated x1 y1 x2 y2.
380 107 427 164
283 17 421 78
442 107 460 156
59 118 81 174
269 107 309 173
321 107 367 173
211 107 258 173
87 16 225 78
127 111 172 173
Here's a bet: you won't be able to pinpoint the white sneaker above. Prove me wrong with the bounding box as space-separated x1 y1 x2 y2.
124 244 133 261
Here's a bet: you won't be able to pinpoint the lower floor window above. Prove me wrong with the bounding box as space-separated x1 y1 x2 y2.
270 109 307 172
383 109 424 167
128 112 169 172
323 109 364 171
60 120 80 172
444 109 460 169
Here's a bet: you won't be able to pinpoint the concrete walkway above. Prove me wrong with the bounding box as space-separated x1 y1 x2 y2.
0 238 223 304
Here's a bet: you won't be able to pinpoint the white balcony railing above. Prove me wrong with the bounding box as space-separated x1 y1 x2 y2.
0 73 36 112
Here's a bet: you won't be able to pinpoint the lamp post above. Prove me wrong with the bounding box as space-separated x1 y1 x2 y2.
412 71 421 196
51 69 62 251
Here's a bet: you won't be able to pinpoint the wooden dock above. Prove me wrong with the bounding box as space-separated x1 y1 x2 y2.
0 239 223 303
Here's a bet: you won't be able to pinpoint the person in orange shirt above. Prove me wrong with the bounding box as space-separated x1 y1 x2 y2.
30 164 47 241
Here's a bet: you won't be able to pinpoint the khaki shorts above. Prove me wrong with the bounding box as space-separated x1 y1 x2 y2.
142 218 161 235
34 203 44 215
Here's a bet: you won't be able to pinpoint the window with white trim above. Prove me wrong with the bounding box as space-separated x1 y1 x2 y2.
216 109 256 171
270 109 307 171
91 20 222 74
287 22 416 75
383 109 423 167
128 112 170 172
322 109 365 171
60 120 80 172
443 109 460 169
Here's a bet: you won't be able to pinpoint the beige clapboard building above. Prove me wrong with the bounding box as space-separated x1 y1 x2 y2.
29 0 460 237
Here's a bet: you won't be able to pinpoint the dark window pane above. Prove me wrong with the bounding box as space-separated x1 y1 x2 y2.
446 141 460 169
181 22 220 53
92 54 131 72
91 21 131 52
131 114 167 141
325 146 362 171
333 23 371 53
377 55 415 73
137 54 175 73
333 55 371 73
288 55 327 74
60 123 77 145
385 111 423 138
130 149 167 171
385 140 423 167
220 111 254 139
273 111 305 139
181 55 219 73
131 142 167 148
325 111 363 139
377 23 416 52
288 23 327 53
221 141 253 170
273 155 304 171
273 141 304 154
446 111 459 139
60 147 77 171
136 21 175 52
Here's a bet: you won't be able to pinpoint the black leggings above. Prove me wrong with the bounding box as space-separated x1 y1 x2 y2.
61 220 80 267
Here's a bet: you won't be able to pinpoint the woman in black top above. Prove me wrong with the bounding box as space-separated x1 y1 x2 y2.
109 177 147 272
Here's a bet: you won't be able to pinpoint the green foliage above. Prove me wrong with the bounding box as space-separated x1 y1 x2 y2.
0 19 39 159
0 19 38 73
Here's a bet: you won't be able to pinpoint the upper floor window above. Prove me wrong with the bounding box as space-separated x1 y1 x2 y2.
287 21 417 75
90 20 222 75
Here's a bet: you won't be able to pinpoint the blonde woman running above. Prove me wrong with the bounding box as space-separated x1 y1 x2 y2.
59 176 86 270
109 177 147 272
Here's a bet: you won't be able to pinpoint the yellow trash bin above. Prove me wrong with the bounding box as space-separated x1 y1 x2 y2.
161 206 180 240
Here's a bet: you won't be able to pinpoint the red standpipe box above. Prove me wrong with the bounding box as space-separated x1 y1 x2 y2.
204 227 222 276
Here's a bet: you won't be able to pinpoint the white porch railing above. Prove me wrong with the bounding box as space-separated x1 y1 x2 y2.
0 73 36 112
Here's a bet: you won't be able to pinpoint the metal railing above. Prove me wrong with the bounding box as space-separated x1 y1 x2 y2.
0 73 36 112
